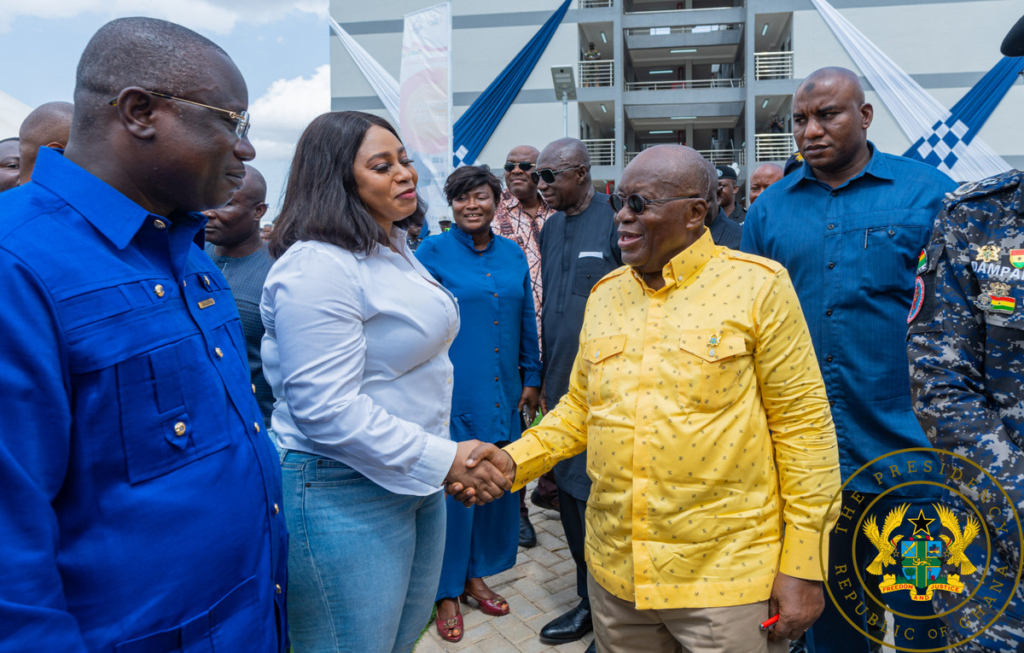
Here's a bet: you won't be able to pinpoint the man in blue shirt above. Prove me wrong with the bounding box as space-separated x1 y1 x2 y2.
741 67 957 653
0 17 287 652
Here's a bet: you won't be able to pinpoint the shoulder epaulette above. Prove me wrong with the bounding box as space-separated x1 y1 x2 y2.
719 249 784 274
590 265 630 293
944 169 1024 208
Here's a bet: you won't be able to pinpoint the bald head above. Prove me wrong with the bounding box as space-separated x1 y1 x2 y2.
504 144 541 202
18 102 73 184
73 17 229 139
536 138 593 213
239 164 267 204
748 163 784 205
615 145 709 284
203 163 268 255
792 66 873 184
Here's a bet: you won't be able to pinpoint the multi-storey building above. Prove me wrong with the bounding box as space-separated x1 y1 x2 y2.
331 0 1024 196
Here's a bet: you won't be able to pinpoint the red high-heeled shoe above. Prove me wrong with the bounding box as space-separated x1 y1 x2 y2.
460 590 510 616
435 611 464 642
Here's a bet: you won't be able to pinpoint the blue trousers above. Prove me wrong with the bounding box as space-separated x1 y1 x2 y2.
281 451 445 653
436 482 519 600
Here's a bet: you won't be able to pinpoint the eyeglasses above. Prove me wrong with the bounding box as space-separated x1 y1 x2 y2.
109 90 251 140
609 193 703 215
504 161 535 173
530 166 578 185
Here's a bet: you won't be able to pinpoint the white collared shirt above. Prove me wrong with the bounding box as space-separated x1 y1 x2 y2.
260 230 460 495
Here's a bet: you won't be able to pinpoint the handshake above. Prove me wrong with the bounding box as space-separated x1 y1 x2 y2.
444 440 518 507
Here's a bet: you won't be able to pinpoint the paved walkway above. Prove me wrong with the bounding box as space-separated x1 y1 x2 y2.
415 483 594 653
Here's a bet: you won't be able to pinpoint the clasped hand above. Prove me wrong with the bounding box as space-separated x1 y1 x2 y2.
445 441 517 507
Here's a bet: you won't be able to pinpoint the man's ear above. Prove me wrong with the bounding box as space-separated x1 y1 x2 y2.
860 102 874 130
112 87 158 140
686 198 708 230
44 141 67 150
254 203 268 221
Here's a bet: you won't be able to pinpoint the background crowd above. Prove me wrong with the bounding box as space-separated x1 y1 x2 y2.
1 13 1022 653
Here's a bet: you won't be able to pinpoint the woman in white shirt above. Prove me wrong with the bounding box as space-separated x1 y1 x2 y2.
262 111 510 653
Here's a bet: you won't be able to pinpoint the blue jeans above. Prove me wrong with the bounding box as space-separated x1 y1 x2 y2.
281 451 446 653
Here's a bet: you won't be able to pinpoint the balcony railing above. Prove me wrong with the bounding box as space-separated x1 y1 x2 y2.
624 23 740 36
578 0 613 7
625 148 745 166
755 133 796 162
625 3 740 15
754 51 794 80
583 139 616 166
624 76 743 91
580 60 614 87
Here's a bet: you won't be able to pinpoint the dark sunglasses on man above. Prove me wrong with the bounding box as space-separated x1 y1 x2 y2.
504 161 535 173
530 166 578 185
609 193 703 215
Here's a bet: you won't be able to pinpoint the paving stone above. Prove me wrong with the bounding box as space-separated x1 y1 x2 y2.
514 637 555 653
535 530 566 551
526 546 563 567
491 614 536 644
511 577 548 603
451 622 496 650
520 560 556 584
534 586 580 613
542 573 575 594
505 593 543 620
550 558 578 577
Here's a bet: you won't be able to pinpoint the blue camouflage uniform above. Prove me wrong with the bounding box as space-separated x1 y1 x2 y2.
907 169 1024 651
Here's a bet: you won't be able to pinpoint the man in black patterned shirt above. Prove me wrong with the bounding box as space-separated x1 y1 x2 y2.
204 164 275 428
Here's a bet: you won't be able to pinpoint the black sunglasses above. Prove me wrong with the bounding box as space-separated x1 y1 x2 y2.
609 193 703 215
504 161 535 173
530 166 578 184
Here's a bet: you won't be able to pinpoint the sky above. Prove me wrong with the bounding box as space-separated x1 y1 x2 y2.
0 0 332 222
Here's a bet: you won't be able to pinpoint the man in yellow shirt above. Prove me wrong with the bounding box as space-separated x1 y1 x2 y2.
455 145 841 653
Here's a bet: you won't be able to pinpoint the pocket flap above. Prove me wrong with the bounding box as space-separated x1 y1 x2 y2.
679 330 748 363
583 334 627 364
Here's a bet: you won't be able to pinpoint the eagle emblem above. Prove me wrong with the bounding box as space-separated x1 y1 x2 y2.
935 504 981 575
863 502 909 574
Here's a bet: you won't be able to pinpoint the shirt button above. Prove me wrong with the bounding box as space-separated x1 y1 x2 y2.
495 402 500 408
154 284 165 298
252 384 257 394
828 262 835 269
486 273 491 277
275 584 282 594
826 355 834 362
215 347 224 358
828 224 835 230
829 399 835 407
888 229 895 237
495 376 499 382
443 420 449 426
447 378 452 384
493 293 498 298
826 309 833 316
494 320 498 325
273 503 280 515
254 422 260 433
203 275 211 286
494 348 499 353
153 219 167 229
173 421 186 437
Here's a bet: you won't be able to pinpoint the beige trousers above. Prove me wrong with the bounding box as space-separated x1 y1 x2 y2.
588 574 789 653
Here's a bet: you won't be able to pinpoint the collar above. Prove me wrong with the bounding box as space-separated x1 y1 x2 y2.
787 141 894 191
31 146 206 250
451 224 495 252
632 228 716 292
502 188 547 212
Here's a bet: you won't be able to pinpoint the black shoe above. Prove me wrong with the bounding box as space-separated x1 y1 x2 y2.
539 601 593 644
519 514 537 548
585 641 596 653
530 487 560 512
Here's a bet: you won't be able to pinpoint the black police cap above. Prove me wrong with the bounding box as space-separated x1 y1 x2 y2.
1001 14 1024 56
715 165 738 181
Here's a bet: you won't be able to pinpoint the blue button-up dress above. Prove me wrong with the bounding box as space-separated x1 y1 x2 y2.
0 148 287 652
416 225 541 597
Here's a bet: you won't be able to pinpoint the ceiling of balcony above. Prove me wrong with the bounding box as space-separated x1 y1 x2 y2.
753 12 792 52
628 114 741 132
628 43 739 68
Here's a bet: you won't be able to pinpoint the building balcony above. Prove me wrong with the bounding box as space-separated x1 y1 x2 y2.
625 148 745 166
624 23 742 50
624 75 743 91
583 138 616 166
580 60 614 87
754 51 794 81
755 133 795 162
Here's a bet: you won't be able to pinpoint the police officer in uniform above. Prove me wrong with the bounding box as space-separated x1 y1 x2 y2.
906 16 1024 651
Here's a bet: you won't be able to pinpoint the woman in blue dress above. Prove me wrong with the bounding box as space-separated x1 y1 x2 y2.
416 166 542 643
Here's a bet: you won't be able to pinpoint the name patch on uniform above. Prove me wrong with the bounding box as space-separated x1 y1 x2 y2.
198 298 215 309
907 276 926 323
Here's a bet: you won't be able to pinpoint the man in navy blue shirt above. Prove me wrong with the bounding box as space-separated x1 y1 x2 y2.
742 67 957 653
0 18 287 652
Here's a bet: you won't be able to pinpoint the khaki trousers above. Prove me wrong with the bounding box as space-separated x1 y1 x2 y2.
588 574 789 653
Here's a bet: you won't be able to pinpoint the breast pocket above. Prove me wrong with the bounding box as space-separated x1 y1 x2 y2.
856 225 931 294
573 257 608 296
678 330 751 412
117 339 231 485
582 334 627 407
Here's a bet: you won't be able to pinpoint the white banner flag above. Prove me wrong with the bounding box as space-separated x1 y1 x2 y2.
400 2 452 234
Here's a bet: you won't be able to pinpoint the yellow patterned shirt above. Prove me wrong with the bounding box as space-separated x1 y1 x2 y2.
505 230 841 609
